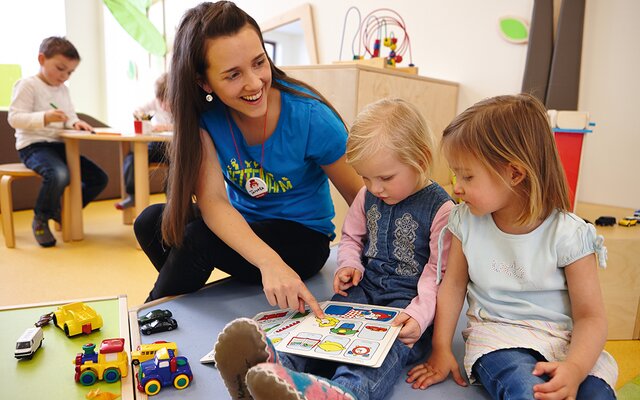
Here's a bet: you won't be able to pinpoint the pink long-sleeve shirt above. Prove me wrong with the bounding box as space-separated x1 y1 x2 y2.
336 186 453 334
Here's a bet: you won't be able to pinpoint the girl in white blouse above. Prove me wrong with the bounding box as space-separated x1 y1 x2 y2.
407 94 617 400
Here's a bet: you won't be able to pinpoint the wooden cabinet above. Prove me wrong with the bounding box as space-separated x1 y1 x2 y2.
283 65 459 240
575 202 640 340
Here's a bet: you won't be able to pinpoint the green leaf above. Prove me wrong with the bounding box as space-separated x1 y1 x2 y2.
128 0 151 13
103 0 166 56
499 17 529 44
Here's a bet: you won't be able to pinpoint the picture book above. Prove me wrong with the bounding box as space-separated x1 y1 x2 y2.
253 301 403 368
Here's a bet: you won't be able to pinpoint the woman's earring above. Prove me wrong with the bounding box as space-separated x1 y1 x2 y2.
205 93 213 102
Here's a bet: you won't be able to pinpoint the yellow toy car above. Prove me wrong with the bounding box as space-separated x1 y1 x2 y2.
131 341 178 366
53 302 103 337
618 218 637 227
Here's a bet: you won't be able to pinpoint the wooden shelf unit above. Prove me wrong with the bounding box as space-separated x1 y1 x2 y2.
575 202 640 340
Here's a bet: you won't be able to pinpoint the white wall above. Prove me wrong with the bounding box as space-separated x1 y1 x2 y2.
65 0 106 121
32 0 638 209
577 0 639 209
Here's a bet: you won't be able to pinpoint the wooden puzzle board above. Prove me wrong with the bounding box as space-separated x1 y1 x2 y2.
254 301 402 368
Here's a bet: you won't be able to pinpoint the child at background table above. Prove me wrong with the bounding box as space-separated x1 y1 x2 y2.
114 73 171 210
213 97 454 400
8 36 108 247
407 93 618 399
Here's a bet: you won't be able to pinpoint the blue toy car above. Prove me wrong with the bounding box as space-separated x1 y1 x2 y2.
136 347 192 396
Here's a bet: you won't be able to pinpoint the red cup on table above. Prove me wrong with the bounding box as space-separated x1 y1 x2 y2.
133 120 143 134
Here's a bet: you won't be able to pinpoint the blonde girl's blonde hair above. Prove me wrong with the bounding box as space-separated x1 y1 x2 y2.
442 93 570 225
346 98 435 185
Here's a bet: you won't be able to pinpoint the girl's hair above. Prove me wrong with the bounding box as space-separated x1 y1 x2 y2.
164 1 343 246
39 36 80 60
442 93 570 225
347 98 435 185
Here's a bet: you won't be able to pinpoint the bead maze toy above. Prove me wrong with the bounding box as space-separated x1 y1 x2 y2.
338 7 417 73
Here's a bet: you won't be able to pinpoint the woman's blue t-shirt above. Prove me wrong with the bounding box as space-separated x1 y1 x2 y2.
200 87 346 239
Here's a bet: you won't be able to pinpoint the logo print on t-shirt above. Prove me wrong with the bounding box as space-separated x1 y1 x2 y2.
490 260 527 283
226 159 293 194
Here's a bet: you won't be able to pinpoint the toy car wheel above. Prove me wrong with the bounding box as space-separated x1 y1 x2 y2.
132 359 140 366
173 373 190 390
79 370 98 386
52 314 57 326
103 367 121 383
144 379 162 396
64 324 70 337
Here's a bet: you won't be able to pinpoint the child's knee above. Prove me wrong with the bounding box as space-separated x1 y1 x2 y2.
48 165 70 187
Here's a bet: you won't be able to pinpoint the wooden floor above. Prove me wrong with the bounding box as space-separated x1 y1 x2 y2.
0 194 226 308
0 195 637 390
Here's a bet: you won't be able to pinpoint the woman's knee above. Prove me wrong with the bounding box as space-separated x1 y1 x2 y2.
134 203 164 240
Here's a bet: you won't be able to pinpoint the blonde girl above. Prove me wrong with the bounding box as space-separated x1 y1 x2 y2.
407 93 617 400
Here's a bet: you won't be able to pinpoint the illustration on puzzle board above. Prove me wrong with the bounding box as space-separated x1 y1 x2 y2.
252 301 403 368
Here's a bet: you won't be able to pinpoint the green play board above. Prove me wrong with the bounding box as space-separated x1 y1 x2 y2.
0 296 133 399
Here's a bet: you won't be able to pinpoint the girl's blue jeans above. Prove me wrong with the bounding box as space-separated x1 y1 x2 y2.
472 348 616 400
279 284 433 400
19 142 108 220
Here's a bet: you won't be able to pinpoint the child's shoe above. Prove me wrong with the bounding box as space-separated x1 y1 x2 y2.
114 195 135 210
246 363 357 400
214 318 278 400
32 216 56 247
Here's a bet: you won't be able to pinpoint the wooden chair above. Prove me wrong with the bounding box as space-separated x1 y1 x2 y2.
0 163 70 248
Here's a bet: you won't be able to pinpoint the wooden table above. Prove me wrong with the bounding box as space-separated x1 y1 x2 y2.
60 130 171 241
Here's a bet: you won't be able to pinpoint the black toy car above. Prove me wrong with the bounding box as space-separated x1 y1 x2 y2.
138 309 173 325
140 317 178 335
595 216 616 226
35 312 54 327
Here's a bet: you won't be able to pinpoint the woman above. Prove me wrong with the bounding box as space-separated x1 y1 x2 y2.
134 1 362 317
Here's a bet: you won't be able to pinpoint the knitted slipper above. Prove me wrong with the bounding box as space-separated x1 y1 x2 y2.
246 363 357 400
32 217 56 247
214 318 278 400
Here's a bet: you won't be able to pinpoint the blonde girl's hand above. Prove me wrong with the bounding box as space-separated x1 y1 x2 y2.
261 263 324 318
532 360 582 400
73 120 94 132
333 267 362 296
406 348 467 390
391 312 421 346
44 109 67 125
